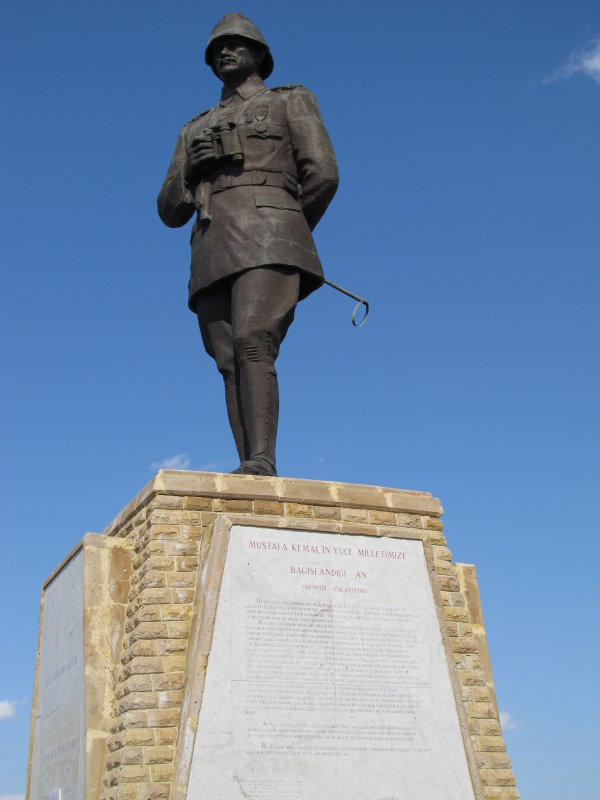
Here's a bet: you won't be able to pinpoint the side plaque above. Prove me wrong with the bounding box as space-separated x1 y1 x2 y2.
188 525 476 799
30 550 85 800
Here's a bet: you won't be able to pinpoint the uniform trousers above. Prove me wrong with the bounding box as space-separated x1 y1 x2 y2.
194 266 300 472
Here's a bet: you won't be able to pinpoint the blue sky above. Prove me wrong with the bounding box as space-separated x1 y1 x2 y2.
1 1 598 796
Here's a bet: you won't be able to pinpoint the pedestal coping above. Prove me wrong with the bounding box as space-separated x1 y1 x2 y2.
103 470 443 539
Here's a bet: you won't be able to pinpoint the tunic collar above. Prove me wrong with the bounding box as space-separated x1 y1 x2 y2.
219 73 266 104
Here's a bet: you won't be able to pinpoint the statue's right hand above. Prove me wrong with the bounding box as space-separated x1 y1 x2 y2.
185 137 216 182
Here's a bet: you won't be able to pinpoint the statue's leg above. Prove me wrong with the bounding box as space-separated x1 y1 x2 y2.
231 267 300 476
195 284 249 465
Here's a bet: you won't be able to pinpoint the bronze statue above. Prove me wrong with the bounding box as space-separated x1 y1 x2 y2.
158 13 338 475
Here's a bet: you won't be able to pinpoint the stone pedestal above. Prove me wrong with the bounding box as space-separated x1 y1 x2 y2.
27 471 519 800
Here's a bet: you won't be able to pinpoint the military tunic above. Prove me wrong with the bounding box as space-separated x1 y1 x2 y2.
157 74 339 309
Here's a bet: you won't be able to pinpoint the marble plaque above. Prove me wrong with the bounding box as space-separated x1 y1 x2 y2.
30 550 85 800
187 525 476 799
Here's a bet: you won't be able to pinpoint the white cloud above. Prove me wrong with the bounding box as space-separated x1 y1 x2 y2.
500 710 522 731
0 795 25 800
150 453 191 471
543 37 600 85
0 700 16 720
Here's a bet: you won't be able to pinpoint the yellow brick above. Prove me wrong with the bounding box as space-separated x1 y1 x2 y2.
121 746 143 765
397 512 421 528
110 710 148 732
433 560 455 576
424 530 446 546
488 769 517 787
253 500 283 515
422 515 444 530
141 557 175 573
124 729 155 747
482 789 502 800
431 545 452 561
118 765 150 782
460 669 486 687
439 591 452 606
125 675 153 693
451 637 478 654
144 744 173 764
106 749 122 770
175 556 199 571
443 606 470 623
286 502 313 518
137 783 170 800
140 572 166 590
488 752 512 770
147 708 180 727
368 510 397 525
146 541 167 555
338 522 375 536
160 604 191 621
126 657 164 675
122 641 157 660
163 656 186 672
473 686 494 703
154 726 177 745
155 639 186 656
132 622 169 640
158 689 183 708
168 621 190 638
480 719 502 736
165 541 199 556
468 718 480 736
223 499 253 512
115 694 158 715
312 505 341 520
437 575 460 592
150 765 174 782
151 495 184 510
166 573 195 588
139 588 171 604
152 673 184 692
147 524 181 541
183 496 213 510
170 588 194 604
479 735 507 752
341 507 369 523
116 785 139 800
467 702 496 719
107 732 124 751
170 510 202 524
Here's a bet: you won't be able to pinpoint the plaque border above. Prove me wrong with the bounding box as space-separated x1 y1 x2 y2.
172 514 485 800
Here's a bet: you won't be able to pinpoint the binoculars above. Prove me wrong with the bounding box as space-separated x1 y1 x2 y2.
193 122 244 163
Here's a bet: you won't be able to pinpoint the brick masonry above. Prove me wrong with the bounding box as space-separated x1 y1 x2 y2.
27 471 519 800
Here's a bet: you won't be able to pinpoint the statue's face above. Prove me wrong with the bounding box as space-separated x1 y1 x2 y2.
211 37 263 82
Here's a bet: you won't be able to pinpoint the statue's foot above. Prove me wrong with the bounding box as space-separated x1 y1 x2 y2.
236 458 277 476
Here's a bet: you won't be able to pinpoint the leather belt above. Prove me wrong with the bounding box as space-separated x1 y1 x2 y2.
211 170 298 197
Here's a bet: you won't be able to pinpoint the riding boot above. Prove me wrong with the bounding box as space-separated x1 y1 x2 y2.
224 382 249 466
238 362 278 476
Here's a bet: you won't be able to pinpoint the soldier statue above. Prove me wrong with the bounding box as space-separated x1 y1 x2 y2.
158 13 338 475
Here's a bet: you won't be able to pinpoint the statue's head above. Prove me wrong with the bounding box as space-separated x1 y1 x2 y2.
205 13 274 80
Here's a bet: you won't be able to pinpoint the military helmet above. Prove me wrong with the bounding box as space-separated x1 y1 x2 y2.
205 13 274 79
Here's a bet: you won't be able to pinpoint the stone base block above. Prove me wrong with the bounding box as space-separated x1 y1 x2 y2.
26 471 519 800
